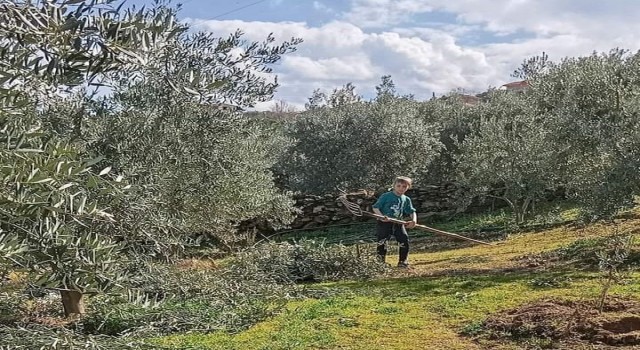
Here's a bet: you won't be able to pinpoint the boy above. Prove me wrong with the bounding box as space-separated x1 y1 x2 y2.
372 176 417 268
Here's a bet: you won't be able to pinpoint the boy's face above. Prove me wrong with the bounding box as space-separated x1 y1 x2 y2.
393 181 409 195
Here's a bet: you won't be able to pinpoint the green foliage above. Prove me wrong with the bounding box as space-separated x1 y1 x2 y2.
419 97 476 184
85 23 301 249
79 244 379 338
0 144 132 292
460 320 484 336
304 83 361 110
530 49 640 219
596 233 635 311
9 240 383 340
0 0 181 298
81 294 279 337
527 276 572 289
276 223 378 245
230 240 387 283
0 0 182 91
0 325 158 350
281 82 440 193
456 91 559 223
0 260 297 345
552 237 607 266
375 75 398 102
423 49 640 225
548 234 640 269
512 52 553 80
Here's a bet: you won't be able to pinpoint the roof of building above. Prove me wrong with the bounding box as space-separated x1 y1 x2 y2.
458 94 481 105
212 103 244 111
500 80 529 89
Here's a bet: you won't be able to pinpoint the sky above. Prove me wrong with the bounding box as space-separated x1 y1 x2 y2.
124 0 640 110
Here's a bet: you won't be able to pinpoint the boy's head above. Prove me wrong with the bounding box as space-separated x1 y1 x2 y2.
392 176 412 194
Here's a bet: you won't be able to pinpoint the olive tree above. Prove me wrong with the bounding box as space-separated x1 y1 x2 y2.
281 82 440 193
419 96 478 184
456 91 559 223
0 0 182 316
88 27 302 248
304 82 362 110
530 49 640 219
512 51 553 80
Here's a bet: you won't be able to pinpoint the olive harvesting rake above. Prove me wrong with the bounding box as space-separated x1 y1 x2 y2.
338 195 493 246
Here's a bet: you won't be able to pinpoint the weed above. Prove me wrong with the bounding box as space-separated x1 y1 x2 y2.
453 292 475 302
527 276 572 289
374 305 401 315
522 336 555 349
596 233 634 312
460 320 484 336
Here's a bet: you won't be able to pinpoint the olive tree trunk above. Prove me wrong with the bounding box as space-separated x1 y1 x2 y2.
60 290 85 317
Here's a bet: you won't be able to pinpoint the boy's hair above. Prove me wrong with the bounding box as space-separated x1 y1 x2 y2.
394 176 413 189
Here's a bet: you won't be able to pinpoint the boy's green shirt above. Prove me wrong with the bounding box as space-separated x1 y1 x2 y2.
372 191 416 219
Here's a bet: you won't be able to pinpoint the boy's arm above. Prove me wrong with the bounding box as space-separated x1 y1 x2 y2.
404 197 417 228
372 208 390 222
405 211 417 228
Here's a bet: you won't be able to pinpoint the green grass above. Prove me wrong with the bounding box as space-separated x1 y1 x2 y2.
153 209 640 349
154 270 640 349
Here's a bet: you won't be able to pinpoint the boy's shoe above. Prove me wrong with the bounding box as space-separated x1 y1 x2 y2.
397 262 409 268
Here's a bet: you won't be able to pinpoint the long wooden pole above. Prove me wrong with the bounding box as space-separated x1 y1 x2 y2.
363 211 493 246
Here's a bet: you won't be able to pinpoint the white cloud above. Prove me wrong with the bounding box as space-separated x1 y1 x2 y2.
187 19 367 56
252 99 305 112
186 1 640 107
282 55 377 81
345 0 640 39
423 0 640 37
188 19 496 103
364 31 494 92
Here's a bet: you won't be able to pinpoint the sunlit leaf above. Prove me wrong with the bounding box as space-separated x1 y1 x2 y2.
58 183 74 191
98 166 111 176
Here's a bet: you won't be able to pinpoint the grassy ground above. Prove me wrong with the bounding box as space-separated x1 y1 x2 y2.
154 209 640 349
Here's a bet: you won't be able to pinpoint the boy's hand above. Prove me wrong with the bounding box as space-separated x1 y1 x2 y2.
405 220 416 229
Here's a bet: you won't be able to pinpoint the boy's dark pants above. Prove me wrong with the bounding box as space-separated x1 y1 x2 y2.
376 221 409 263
